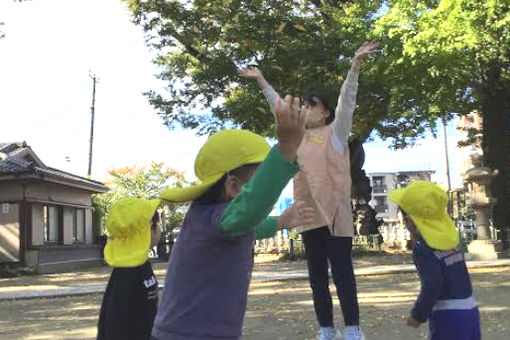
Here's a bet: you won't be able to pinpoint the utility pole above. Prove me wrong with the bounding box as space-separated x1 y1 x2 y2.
442 116 453 215
88 73 98 177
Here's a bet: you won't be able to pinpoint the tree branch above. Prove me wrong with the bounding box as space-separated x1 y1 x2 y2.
163 26 211 63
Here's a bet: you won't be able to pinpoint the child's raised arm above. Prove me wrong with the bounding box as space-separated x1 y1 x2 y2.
275 95 305 161
331 41 380 155
220 95 305 238
238 67 283 117
238 67 271 91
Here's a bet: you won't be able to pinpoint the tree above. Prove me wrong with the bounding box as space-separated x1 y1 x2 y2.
125 0 509 239
123 0 410 141
374 0 510 242
123 0 480 146
93 162 188 234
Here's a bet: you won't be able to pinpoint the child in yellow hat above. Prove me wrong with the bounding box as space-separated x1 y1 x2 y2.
389 181 480 340
150 95 314 340
97 197 162 340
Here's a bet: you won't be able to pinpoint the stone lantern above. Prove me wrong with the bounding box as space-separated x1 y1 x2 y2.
465 153 506 259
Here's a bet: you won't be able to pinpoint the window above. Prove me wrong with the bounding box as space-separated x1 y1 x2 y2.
43 205 60 242
73 209 86 242
372 176 387 193
373 176 385 187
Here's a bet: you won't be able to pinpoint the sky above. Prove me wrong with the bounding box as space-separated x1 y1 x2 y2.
0 0 463 190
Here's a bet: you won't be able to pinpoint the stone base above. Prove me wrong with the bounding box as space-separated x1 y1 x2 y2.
467 240 510 260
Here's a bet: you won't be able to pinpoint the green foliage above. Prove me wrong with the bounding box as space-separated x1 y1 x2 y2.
124 0 393 140
288 228 300 240
125 0 510 149
373 0 510 145
457 126 482 148
375 0 510 231
93 162 188 233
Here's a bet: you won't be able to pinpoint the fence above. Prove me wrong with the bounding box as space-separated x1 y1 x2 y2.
154 219 488 258
254 230 295 254
253 222 413 256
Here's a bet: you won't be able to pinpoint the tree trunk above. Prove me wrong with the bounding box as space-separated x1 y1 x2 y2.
481 66 510 248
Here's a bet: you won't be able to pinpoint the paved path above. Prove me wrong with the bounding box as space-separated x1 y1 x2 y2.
253 259 510 281
1 259 509 301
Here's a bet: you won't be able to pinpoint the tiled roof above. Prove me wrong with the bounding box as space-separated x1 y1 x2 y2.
0 142 107 192
0 156 33 174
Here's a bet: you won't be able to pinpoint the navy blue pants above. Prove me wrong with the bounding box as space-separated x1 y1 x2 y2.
302 227 360 327
429 307 481 340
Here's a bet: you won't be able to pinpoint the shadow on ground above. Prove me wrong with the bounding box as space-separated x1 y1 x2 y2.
0 267 508 339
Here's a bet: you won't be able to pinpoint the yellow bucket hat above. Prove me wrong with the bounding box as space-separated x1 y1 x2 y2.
388 181 459 250
160 129 270 202
104 197 160 267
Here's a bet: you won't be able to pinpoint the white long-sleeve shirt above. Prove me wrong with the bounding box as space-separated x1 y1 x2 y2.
262 71 359 154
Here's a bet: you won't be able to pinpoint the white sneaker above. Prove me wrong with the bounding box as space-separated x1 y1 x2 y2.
317 327 342 340
343 326 365 340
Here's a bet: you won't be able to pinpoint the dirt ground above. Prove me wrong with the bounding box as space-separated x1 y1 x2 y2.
0 265 508 340
0 251 413 297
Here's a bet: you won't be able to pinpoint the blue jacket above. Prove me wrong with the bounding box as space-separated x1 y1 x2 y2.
411 239 474 322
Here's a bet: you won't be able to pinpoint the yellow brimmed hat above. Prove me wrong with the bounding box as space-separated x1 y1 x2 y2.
104 197 160 267
388 181 459 250
160 129 270 202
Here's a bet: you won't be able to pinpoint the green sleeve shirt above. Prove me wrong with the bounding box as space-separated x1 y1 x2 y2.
220 146 299 240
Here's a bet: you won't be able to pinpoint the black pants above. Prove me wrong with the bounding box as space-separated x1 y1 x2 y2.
302 227 360 327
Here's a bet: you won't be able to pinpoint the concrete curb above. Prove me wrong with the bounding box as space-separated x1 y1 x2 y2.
1 260 509 301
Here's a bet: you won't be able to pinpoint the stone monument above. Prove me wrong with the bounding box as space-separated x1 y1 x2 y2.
465 153 507 259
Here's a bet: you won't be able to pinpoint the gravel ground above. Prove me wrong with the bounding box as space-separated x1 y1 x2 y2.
0 266 508 340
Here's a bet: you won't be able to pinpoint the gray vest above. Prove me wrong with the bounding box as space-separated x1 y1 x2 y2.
152 203 255 340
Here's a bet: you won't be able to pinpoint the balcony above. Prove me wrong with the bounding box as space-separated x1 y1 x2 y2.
372 185 387 194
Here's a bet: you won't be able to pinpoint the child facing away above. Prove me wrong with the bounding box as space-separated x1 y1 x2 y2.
388 181 481 340
148 95 314 340
97 198 162 340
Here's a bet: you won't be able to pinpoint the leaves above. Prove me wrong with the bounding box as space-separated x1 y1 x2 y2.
124 0 510 149
92 162 188 232
372 0 510 148
124 0 387 138
293 24 306 32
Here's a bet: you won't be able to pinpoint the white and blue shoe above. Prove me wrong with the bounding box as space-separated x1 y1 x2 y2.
343 326 365 340
317 327 342 340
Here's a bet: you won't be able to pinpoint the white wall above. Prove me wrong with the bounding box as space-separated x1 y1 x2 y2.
386 175 399 221
85 209 93 244
31 204 45 246
63 207 74 245
0 202 20 262
369 174 399 221
0 182 23 201
26 182 92 206
2 180 98 247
